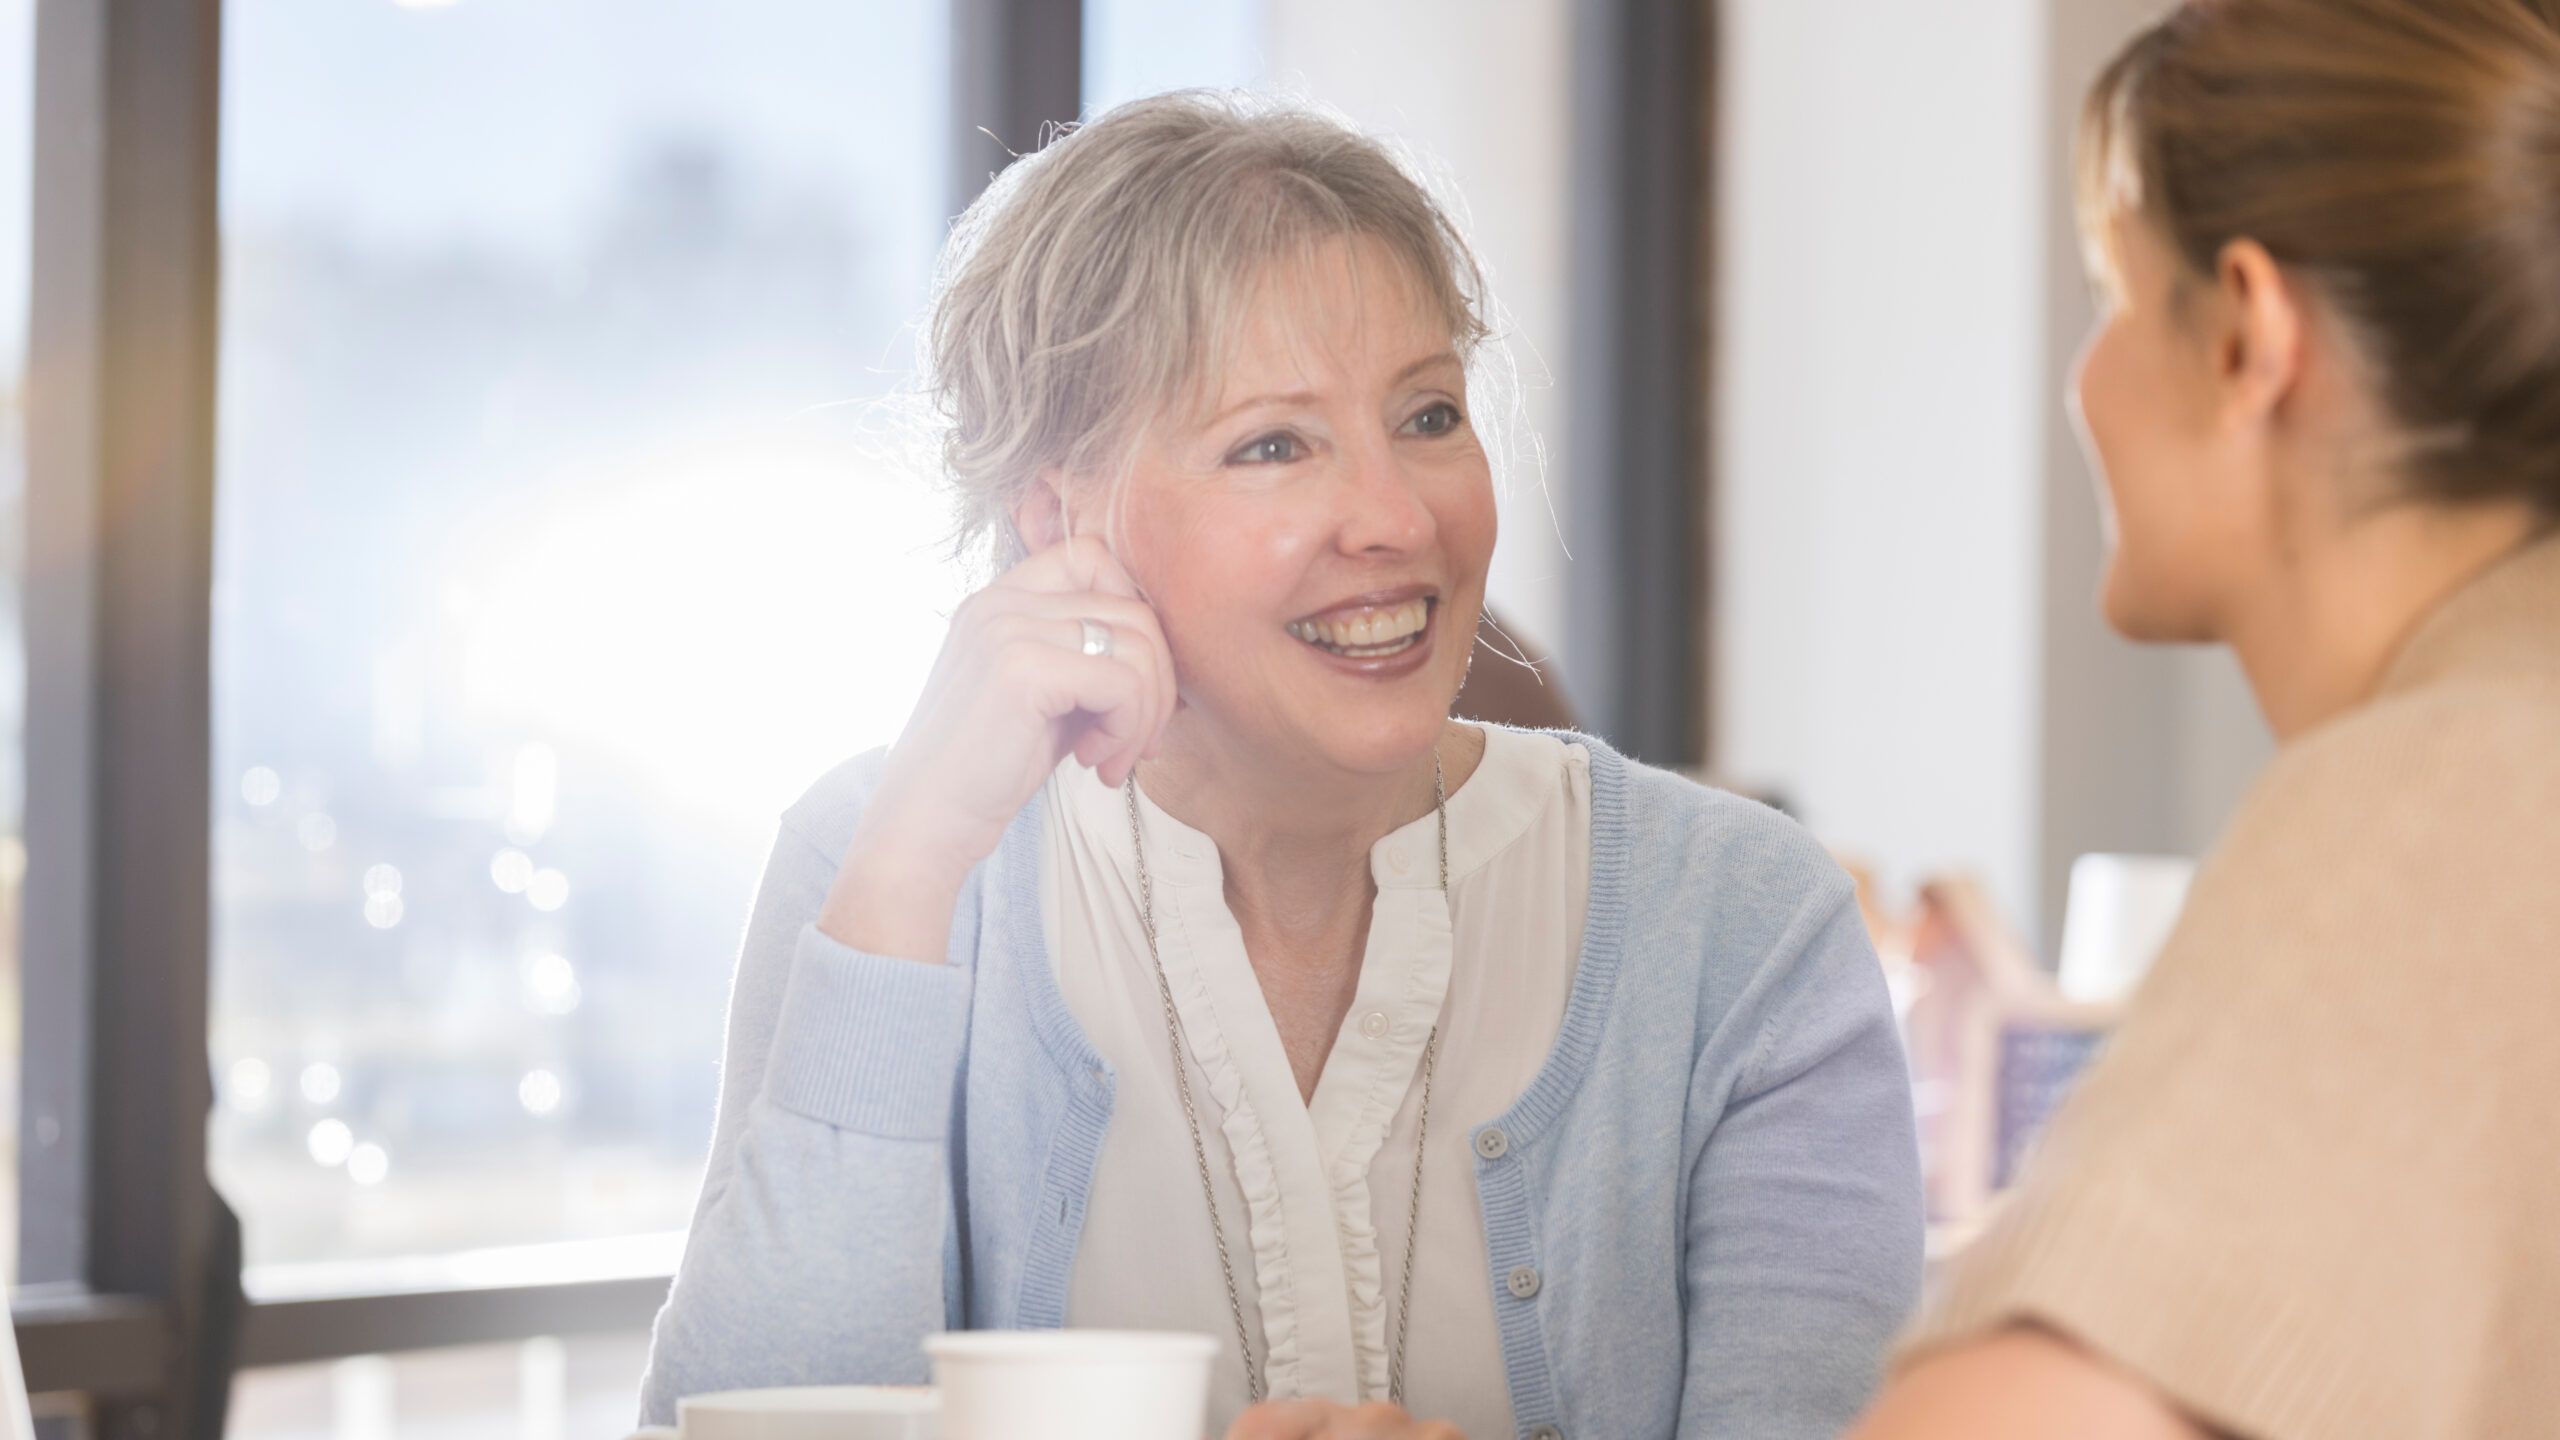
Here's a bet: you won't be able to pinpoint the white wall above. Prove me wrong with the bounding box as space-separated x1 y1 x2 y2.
1715 0 2049 929
1716 0 2271 949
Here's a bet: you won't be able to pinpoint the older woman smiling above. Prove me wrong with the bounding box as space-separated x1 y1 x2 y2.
639 94 1922 1440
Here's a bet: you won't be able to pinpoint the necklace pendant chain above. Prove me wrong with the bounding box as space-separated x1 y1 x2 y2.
1123 750 1449 1410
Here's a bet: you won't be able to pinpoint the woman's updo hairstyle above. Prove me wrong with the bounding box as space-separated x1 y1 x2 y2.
922 91 1503 572
2082 0 2560 514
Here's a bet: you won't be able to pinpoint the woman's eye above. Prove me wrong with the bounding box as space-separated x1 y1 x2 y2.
1404 400 1464 437
1229 431 1302 466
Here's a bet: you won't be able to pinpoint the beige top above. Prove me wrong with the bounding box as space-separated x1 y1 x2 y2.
1038 725 1590 1440
1900 533 2560 1440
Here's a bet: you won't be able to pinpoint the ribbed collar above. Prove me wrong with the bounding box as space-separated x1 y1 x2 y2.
2378 528 2560 699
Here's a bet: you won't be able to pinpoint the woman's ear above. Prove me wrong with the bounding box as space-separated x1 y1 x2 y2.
1011 468 1070 553
2212 238 2305 426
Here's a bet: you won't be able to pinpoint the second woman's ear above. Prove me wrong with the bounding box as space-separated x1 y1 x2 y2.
2213 238 2305 424
1011 468 1071 552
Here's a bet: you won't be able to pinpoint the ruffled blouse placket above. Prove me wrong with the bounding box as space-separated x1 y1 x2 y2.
1133 789 1455 1405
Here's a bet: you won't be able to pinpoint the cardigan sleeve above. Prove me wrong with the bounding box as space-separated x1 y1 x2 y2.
1676 893 1927 1438
636 809 976 1425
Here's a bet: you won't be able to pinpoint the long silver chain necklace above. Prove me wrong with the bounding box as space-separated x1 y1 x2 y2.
1122 752 1447 1408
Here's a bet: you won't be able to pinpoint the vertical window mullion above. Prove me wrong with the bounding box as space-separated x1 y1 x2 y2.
949 0 1085 215
21 0 228 1432
1563 0 1710 766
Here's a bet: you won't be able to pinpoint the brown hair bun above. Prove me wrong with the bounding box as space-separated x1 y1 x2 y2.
2083 0 2560 516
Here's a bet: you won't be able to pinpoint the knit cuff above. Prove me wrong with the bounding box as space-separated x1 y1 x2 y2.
762 923 973 1140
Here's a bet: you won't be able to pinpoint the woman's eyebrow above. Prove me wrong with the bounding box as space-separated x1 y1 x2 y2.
1204 389 1319 430
1202 352 1463 430
1392 350 1462 386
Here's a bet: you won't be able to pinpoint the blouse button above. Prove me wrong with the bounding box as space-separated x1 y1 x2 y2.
1359 1010 1390 1040
1507 1265 1542 1299
1474 1128 1510 1160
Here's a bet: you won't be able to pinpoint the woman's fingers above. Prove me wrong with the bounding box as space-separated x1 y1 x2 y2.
1223 1400 1332 1440
997 532 1145 601
1062 599 1176 782
997 635 1156 781
1007 636 1150 741
977 587 1177 784
859 539 1174 886
1338 1403 1456 1439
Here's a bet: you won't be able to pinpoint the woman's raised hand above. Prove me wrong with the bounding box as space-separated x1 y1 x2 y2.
1223 1400 1465 1440
819 536 1177 962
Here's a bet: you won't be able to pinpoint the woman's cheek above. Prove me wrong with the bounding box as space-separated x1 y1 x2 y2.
1257 515 1318 573
1152 495 1318 634
1441 463 1500 579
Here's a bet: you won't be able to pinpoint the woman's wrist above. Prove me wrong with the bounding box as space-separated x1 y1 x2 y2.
818 856 965 963
819 809 980 963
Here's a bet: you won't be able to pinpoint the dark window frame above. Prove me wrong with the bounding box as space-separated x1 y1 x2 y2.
1563 0 1715 766
13 0 1708 1424
20 0 228 1435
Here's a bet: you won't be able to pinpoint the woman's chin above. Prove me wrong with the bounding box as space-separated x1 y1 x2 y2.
2100 562 2220 645
1298 706 1462 777
1183 642 1469 777
1193 686 1449 779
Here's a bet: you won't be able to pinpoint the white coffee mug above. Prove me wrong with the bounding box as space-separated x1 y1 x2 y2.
926 1330 1217 1440
2057 852 2196 1003
630 1385 939 1440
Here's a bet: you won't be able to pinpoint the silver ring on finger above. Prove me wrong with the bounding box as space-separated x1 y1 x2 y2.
1078 618 1114 658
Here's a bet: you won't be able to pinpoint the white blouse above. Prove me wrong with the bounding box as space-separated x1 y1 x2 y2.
1039 725 1591 1439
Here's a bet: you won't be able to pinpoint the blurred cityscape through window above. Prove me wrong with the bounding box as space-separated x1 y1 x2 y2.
211 0 961 1281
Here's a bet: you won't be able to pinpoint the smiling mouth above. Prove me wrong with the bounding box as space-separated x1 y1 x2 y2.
1285 597 1435 659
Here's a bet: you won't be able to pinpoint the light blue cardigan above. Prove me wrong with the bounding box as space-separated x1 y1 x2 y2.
639 732 1924 1438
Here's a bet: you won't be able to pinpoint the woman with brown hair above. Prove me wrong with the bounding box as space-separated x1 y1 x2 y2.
1853 1 2560 1436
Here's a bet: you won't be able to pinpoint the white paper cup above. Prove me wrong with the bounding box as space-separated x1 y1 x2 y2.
926 1330 1217 1440
671 1385 939 1440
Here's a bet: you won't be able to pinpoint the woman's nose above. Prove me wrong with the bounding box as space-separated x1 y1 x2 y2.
1333 441 1436 556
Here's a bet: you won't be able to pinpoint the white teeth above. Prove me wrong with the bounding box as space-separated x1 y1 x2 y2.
1287 599 1432 655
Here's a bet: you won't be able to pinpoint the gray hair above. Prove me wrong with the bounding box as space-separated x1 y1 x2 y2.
918 89 1530 573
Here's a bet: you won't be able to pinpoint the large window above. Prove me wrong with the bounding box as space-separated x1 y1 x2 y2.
211 0 960 1284
9 3 1694 1431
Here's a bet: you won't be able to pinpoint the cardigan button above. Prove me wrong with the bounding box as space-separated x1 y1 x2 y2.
1473 1128 1510 1160
1528 1427 1563 1440
1507 1264 1542 1299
